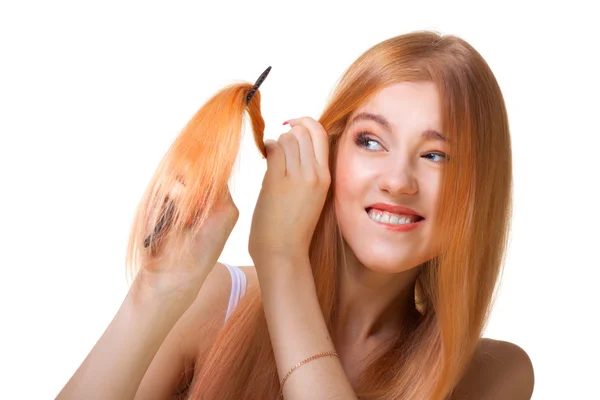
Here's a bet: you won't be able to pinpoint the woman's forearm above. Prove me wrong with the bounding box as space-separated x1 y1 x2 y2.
257 255 358 400
56 267 212 400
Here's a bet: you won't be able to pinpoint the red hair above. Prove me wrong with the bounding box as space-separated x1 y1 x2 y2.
125 83 265 280
127 30 512 399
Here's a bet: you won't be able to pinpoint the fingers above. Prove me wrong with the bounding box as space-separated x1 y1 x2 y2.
264 139 286 180
287 117 329 168
278 132 301 174
264 130 304 180
264 117 330 184
289 124 317 169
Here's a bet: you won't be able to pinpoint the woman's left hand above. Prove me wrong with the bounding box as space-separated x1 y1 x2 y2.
248 117 331 267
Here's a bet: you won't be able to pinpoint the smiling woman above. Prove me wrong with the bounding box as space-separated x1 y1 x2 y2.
186 31 533 399
335 82 447 274
57 30 533 400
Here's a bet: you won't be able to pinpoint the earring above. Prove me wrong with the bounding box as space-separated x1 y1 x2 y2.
414 277 428 315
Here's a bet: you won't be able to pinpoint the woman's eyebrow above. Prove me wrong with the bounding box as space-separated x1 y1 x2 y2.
421 129 448 143
350 112 392 130
349 112 448 142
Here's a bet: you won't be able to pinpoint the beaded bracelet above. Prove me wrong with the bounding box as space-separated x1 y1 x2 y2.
279 351 339 397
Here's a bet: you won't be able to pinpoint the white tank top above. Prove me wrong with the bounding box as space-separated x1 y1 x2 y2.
222 263 247 322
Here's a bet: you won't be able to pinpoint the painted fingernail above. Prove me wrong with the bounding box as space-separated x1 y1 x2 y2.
283 120 290 126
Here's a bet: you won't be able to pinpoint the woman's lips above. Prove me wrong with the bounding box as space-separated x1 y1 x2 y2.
365 208 425 232
365 202 423 218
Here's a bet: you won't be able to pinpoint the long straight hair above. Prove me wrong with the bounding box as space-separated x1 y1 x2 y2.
125 83 266 281
127 30 512 399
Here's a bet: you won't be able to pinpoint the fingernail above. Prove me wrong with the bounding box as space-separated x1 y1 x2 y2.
282 120 290 126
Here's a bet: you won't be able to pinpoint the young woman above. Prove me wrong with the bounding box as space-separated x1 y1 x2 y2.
57 30 534 399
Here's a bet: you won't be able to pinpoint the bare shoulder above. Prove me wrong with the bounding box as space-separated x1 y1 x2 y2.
184 262 238 349
451 338 535 400
237 265 259 290
186 263 258 357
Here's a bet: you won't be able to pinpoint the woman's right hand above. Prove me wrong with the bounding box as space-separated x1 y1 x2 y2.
136 183 239 298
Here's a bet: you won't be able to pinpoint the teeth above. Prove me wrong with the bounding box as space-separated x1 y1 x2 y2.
367 209 419 225
381 212 390 223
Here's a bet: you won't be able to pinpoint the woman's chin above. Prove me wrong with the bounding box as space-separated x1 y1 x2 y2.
355 252 422 274
341 234 433 274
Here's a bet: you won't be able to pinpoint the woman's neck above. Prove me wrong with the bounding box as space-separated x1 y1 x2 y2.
333 248 422 349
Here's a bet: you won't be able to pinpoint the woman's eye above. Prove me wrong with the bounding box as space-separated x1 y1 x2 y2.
354 132 383 151
423 152 449 163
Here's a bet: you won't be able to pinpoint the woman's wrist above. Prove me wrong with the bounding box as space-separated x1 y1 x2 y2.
132 262 213 307
253 251 311 276
257 255 357 399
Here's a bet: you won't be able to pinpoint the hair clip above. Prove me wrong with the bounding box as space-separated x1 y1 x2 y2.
246 66 271 105
143 67 271 250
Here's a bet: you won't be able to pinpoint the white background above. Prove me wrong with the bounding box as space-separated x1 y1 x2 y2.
1 1 598 398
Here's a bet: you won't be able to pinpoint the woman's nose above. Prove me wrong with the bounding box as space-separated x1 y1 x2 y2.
377 161 418 196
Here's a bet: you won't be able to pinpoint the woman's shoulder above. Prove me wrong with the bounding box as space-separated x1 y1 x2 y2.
210 263 259 295
176 263 255 357
451 338 534 399
227 264 258 293
238 265 258 286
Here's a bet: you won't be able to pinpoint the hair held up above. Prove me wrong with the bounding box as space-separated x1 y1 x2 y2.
124 69 270 283
121 29 513 400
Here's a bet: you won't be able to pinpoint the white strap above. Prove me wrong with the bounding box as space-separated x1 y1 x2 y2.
223 263 247 322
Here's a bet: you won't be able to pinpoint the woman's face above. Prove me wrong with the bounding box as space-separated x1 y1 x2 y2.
334 81 448 273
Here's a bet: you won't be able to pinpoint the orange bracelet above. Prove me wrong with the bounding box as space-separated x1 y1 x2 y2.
279 351 339 397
